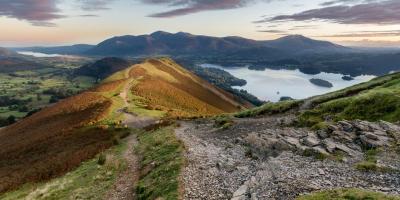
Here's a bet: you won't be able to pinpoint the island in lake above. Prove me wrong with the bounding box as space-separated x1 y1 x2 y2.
342 75 355 81
309 78 333 88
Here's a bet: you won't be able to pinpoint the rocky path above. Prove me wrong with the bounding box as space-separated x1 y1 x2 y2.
105 74 156 200
176 117 400 200
104 134 139 200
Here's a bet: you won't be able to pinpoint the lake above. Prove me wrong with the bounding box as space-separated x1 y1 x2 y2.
201 64 376 102
17 51 64 57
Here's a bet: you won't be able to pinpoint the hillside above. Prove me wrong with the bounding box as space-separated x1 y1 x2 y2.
127 58 250 117
0 57 247 194
74 57 133 80
0 47 17 57
0 75 132 193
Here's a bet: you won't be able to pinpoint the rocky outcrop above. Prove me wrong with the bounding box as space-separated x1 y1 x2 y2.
243 119 398 161
176 118 400 200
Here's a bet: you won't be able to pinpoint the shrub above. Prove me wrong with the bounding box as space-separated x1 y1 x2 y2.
214 115 234 129
97 153 106 165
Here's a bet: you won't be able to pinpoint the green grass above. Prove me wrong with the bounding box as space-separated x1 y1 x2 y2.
136 126 184 200
297 188 400 200
0 70 96 121
214 115 234 129
298 73 400 127
235 100 302 118
354 149 389 172
0 135 129 200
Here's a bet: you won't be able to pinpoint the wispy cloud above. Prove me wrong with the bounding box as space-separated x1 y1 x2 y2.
78 0 114 11
258 0 400 25
0 0 65 26
139 0 277 18
317 30 400 37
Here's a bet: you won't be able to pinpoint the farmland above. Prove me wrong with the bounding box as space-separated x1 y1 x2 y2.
0 57 96 126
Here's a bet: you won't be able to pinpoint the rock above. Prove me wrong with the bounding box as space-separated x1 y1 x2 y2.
318 169 325 175
322 138 358 157
338 121 353 132
328 125 340 132
301 136 320 147
359 135 387 148
352 120 372 131
316 130 329 139
231 184 248 200
332 131 356 142
312 146 329 156
379 120 400 132
364 132 379 140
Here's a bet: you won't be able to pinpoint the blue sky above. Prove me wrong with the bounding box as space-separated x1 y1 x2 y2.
1 0 400 47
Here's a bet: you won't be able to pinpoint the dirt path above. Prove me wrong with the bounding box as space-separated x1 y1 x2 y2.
104 133 139 200
105 72 156 200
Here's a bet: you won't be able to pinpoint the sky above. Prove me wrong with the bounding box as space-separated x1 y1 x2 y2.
1 0 400 47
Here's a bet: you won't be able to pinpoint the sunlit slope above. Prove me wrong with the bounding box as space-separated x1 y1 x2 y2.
128 58 247 117
0 74 129 193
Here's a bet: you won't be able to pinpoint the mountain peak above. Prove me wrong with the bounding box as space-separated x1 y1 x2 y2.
278 34 312 41
150 31 172 37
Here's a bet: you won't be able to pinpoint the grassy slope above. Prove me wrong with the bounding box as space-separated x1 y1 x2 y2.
0 68 130 193
136 126 184 200
0 57 244 198
128 58 247 118
235 72 400 126
298 72 400 127
297 189 400 200
0 133 130 200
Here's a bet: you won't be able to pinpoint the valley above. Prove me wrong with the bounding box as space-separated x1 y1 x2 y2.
3 0 400 199
0 56 399 200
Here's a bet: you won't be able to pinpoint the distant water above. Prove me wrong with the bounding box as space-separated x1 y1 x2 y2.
201 64 376 102
18 51 64 57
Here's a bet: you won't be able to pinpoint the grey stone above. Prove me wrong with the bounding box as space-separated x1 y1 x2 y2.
316 129 329 139
231 184 248 200
339 120 353 132
301 136 320 147
364 132 379 140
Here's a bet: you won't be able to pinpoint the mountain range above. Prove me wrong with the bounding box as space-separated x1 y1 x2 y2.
11 31 350 57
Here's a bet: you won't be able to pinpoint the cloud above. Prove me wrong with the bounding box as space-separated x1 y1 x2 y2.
78 0 114 11
0 0 65 26
257 29 286 33
139 0 275 18
263 0 400 25
316 30 400 37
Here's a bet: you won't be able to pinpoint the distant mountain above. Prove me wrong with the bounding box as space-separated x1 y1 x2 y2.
74 57 132 80
0 47 49 72
85 31 261 56
84 32 349 57
0 47 17 57
263 35 350 54
13 44 94 55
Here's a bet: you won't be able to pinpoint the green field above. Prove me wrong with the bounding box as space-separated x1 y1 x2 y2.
0 67 96 126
